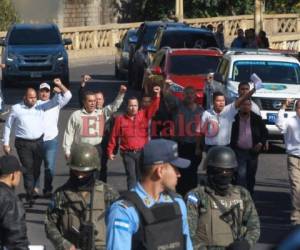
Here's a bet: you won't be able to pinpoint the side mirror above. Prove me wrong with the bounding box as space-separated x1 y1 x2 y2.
151 66 163 75
213 72 224 83
0 37 6 46
147 45 157 54
63 38 72 46
128 35 138 44
115 42 121 48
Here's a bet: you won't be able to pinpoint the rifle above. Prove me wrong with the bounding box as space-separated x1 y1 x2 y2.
79 176 96 250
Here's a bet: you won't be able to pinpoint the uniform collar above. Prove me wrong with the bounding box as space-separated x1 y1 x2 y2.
134 182 172 207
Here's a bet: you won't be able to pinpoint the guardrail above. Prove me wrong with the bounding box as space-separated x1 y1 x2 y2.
0 13 299 58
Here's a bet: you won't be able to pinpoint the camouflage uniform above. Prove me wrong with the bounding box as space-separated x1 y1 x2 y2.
45 142 119 250
45 180 119 250
186 185 260 250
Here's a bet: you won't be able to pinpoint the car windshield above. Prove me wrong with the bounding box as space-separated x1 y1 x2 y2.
169 55 220 75
8 27 61 45
161 32 218 49
232 60 300 84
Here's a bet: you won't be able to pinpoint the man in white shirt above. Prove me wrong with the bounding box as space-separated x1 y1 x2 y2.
276 99 300 225
63 83 126 163
3 79 68 204
197 87 256 151
36 81 72 197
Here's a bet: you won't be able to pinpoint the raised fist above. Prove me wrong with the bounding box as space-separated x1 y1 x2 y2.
81 74 92 83
153 86 161 93
119 85 127 94
53 78 62 86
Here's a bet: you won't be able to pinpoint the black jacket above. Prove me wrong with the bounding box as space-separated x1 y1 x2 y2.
0 182 29 250
231 111 268 151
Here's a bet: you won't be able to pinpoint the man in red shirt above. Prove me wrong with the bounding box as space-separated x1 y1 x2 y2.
108 86 161 189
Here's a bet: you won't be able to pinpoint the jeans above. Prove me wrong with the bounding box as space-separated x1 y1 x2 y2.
121 151 142 190
15 137 43 195
99 134 109 182
42 137 58 192
177 142 202 196
234 148 258 195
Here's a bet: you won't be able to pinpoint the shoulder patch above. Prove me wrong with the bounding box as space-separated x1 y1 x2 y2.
114 219 130 231
187 193 199 204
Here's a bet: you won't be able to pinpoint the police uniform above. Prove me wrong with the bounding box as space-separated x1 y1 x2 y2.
106 182 193 250
45 142 119 250
107 139 194 250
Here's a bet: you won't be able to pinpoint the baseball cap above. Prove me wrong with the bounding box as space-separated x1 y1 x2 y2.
39 82 51 90
0 155 26 175
142 139 190 169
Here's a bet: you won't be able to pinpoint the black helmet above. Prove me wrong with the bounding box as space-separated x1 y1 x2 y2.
204 146 237 169
69 143 100 172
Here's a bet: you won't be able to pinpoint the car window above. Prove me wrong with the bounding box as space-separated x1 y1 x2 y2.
169 55 220 75
160 32 218 49
8 27 61 45
232 60 300 84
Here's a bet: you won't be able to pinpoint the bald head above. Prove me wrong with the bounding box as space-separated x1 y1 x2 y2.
24 88 37 107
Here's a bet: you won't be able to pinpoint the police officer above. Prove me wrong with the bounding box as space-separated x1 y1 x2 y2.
45 143 119 250
186 146 260 250
107 139 193 250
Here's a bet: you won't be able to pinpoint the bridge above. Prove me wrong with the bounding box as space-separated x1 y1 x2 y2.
0 13 299 59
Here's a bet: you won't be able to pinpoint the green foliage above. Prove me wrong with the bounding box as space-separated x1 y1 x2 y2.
0 0 18 31
116 0 300 22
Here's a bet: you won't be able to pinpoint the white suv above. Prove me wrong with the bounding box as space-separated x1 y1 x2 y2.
212 50 300 137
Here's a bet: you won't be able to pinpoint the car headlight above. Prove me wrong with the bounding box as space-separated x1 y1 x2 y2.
169 81 184 93
57 53 64 61
7 53 17 62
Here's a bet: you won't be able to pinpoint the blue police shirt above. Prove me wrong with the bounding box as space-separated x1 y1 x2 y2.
106 182 193 250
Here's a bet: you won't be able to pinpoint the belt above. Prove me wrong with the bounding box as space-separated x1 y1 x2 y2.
16 134 44 142
121 148 142 153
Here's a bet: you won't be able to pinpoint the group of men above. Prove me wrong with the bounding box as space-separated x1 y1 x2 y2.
0 66 299 250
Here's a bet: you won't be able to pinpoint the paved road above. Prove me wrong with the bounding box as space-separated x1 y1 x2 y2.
0 58 293 249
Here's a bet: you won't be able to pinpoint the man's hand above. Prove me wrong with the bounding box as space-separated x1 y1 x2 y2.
3 145 10 155
0 64 5 69
153 86 161 97
53 78 63 87
69 245 77 250
80 74 92 87
53 87 62 94
119 85 127 94
65 153 71 161
109 154 116 160
253 143 263 153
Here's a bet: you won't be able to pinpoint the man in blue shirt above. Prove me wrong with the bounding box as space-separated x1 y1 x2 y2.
106 139 193 250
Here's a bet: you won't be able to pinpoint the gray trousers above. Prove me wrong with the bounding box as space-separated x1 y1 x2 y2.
121 151 141 190
287 155 300 224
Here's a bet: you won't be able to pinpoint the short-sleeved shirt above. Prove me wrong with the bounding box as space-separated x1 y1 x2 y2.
106 183 193 250
197 103 238 146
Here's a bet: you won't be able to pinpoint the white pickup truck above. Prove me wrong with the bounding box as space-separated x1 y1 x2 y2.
210 50 300 137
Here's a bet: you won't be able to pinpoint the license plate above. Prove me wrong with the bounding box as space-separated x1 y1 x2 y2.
267 113 277 124
30 72 42 78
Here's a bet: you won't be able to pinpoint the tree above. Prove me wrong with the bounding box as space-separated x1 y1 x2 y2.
0 0 18 31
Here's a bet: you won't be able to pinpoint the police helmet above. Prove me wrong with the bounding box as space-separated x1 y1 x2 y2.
69 143 100 172
204 146 237 169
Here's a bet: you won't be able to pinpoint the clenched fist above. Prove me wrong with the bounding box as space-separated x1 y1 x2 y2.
153 86 161 97
53 78 62 87
119 85 127 94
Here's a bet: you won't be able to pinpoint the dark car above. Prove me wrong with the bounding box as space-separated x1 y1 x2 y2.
115 28 137 80
129 21 186 89
0 23 72 88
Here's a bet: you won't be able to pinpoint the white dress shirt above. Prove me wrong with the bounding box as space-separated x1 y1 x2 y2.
37 90 72 141
3 95 62 145
198 103 238 146
276 109 300 157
